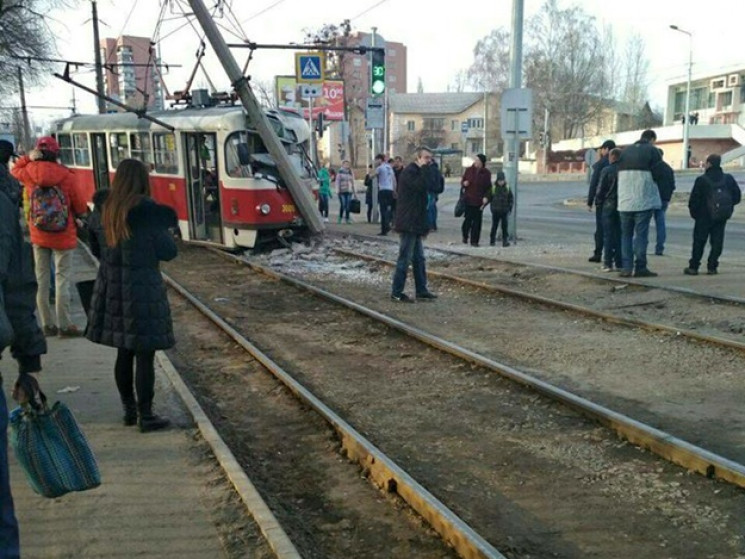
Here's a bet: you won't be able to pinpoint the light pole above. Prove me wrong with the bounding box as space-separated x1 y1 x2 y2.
670 24 692 169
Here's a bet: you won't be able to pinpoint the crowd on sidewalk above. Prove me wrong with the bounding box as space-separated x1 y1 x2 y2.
585 129 742 277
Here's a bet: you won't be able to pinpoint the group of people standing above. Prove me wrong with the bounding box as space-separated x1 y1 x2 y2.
2 139 177 556
459 154 514 247
587 129 741 277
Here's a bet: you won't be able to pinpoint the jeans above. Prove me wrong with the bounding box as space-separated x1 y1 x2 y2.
318 194 329 218
619 210 653 272
602 208 622 268
427 195 438 231
378 189 394 234
689 218 727 271
653 201 669 254
593 205 604 257
33 245 74 329
462 205 484 245
0 379 20 559
338 192 352 221
391 232 428 296
490 211 509 244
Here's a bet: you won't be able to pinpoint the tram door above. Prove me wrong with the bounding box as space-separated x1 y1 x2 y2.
184 132 223 244
90 133 110 191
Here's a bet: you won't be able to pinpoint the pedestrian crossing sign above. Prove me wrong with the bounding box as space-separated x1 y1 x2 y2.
296 52 325 84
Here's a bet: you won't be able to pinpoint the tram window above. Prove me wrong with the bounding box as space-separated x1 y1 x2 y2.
57 134 74 166
225 131 268 178
130 132 152 165
153 132 178 174
73 133 91 167
109 133 129 168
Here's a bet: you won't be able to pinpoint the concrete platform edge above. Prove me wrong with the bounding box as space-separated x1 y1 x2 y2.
155 351 301 559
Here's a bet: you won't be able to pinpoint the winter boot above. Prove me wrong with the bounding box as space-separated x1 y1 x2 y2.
122 397 138 426
137 402 170 433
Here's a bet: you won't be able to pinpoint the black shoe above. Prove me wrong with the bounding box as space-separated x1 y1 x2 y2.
137 403 170 433
43 325 58 337
619 270 632 278
502 242 510 247
390 293 414 303
416 292 438 300
634 269 658 278
683 267 698 276
588 254 601 263
377 232 387 236
471 243 480 247
707 269 718 275
489 241 496 246
462 238 468 244
122 401 137 426
655 250 664 256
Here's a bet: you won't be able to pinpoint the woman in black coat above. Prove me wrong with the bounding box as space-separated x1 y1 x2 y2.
86 159 177 432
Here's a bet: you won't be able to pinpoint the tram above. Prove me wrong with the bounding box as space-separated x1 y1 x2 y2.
51 104 318 249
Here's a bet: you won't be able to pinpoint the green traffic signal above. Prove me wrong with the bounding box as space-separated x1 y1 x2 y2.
371 48 385 96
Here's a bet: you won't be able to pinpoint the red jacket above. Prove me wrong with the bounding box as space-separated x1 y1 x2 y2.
11 156 86 250
460 165 492 207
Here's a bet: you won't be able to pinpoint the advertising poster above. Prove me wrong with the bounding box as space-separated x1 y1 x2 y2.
275 76 345 121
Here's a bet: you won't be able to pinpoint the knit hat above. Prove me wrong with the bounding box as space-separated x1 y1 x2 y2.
476 153 486 166
496 171 506 182
35 136 60 155
0 140 16 163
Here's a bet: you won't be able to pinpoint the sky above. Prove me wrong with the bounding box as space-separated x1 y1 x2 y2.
23 0 745 128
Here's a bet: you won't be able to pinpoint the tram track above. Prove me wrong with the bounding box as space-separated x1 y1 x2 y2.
162 244 745 558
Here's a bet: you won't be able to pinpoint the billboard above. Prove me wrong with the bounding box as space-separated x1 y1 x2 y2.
275 76 345 121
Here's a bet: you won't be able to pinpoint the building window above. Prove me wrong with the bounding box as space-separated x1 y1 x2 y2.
109 132 129 169
451 143 459 150
721 91 733 107
710 91 717 108
130 132 152 165
389 75 396 83
57 134 74 166
451 120 458 131
740 85 745 104
467 118 484 129
422 118 445 131
353 58 361 67
153 132 178 174
407 121 415 132
470 140 482 153
388 49 396 57
73 133 90 167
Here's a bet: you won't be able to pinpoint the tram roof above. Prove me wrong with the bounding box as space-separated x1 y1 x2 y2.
52 106 252 133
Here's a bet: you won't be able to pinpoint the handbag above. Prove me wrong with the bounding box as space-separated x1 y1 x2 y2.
349 197 361 214
10 387 101 498
454 196 466 218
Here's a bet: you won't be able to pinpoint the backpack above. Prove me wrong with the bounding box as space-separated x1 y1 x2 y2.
706 177 734 222
30 185 69 232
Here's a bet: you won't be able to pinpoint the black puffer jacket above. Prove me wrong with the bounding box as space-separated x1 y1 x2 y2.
0 163 45 372
394 162 429 235
86 190 178 351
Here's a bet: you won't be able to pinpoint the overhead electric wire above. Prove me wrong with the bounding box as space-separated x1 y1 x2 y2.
240 0 287 25
351 0 390 21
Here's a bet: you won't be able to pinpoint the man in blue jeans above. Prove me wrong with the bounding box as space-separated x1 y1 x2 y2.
391 146 438 302
0 139 46 559
616 130 663 277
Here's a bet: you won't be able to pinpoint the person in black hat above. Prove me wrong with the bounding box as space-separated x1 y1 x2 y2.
587 139 616 263
0 140 19 204
489 171 513 246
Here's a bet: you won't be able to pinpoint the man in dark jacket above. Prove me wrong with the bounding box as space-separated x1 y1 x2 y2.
684 154 741 275
652 149 676 256
391 146 437 302
587 140 616 262
425 159 444 232
0 139 46 558
594 148 622 271
489 171 513 247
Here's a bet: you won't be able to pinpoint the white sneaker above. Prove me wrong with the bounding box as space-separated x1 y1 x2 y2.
323 217 329 223
600 266 613 272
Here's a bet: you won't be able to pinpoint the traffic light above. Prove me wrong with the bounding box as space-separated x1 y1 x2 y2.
370 48 385 96
316 112 325 138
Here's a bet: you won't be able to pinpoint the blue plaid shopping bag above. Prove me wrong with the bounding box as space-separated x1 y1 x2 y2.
9 387 100 498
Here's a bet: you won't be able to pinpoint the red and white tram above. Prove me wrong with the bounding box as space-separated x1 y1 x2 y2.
51 105 318 249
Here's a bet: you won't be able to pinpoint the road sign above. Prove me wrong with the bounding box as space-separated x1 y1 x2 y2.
461 121 468 134
500 88 533 139
365 98 384 130
295 52 325 84
300 84 322 98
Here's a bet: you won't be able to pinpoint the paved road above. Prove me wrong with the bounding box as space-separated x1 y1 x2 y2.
434 171 745 267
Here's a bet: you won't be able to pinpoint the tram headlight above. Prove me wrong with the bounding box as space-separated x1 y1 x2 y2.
256 203 271 216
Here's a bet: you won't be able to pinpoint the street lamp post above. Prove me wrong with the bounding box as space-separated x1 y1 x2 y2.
670 24 692 170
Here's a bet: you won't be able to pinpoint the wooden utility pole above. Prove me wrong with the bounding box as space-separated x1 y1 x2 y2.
17 67 32 151
92 0 107 113
186 0 323 235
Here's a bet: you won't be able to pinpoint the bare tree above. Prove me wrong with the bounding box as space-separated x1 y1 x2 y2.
0 0 78 94
447 69 469 93
466 27 510 94
416 77 423 93
253 79 276 109
621 33 650 109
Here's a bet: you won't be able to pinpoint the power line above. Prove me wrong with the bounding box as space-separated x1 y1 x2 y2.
351 0 390 21
240 0 288 25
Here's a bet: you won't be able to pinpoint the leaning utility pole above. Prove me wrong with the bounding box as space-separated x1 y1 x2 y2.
91 0 106 114
508 0 524 244
186 0 323 234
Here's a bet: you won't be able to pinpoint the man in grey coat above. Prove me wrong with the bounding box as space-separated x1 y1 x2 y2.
0 140 46 559
616 129 662 277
